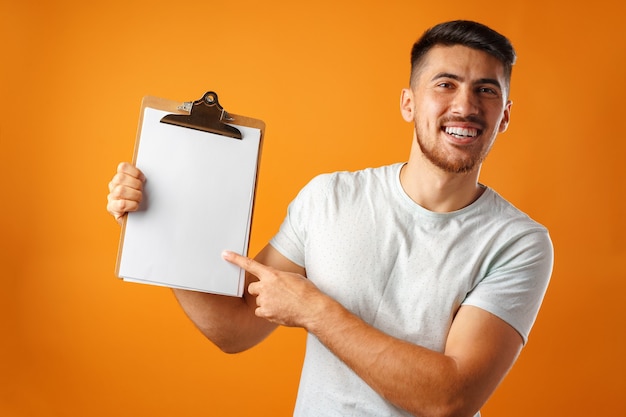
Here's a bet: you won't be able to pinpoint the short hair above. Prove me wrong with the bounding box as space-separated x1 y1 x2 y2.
410 20 516 90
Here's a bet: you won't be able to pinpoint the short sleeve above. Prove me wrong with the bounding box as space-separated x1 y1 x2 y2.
462 228 554 344
269 174 331 268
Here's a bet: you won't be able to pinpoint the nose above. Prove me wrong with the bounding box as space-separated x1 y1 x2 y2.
450 87 479 117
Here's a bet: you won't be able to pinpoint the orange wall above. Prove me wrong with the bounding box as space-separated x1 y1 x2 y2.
1 0 624 416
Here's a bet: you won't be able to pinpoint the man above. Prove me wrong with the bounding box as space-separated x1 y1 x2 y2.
107 20 553 417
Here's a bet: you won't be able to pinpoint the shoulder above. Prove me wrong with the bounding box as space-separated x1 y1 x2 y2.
471 188 554 274
463 190 554 344
483 189 554 281
481 189 550 236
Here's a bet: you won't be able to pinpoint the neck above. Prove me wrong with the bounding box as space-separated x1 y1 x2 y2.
400 142 485 213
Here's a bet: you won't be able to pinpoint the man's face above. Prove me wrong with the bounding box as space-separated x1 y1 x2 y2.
401 44 512 174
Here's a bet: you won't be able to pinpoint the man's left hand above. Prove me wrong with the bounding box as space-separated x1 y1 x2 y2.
222 250 330 330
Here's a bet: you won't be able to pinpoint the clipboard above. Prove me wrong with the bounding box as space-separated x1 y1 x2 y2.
115 91 265 297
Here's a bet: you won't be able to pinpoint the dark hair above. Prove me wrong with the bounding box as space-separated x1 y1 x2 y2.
410 20 516 89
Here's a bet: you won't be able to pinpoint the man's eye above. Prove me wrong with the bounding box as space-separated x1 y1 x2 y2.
437 82 453 88
478 87 498 95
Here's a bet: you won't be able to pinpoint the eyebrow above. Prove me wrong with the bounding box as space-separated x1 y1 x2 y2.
431 72 503 90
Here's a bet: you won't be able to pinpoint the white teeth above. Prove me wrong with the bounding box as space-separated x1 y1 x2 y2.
444 126 478 138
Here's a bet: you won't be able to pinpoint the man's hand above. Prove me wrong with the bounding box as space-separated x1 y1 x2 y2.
222 250 329 330
107 162 146 224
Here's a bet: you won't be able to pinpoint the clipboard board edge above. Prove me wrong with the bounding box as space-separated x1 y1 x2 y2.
114 93 266 299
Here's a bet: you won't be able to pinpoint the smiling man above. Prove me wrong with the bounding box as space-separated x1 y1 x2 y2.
108 20 553 417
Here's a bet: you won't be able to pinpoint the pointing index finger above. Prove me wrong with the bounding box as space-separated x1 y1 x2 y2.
222 250 268 276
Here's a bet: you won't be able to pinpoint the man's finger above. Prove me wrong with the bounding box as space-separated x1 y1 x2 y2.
117 162 146 182
222 251 269 276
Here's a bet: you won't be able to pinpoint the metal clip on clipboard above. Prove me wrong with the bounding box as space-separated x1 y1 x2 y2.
160 91 243 139
117 90 264 296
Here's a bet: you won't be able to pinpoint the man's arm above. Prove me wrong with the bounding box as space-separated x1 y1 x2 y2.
173 245 304 353
313 302 522 417
225 251 523 417
107 162 304 353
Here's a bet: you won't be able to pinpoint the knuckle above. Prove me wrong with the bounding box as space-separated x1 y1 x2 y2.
109 183 124 199
118 162 145 182
244 257 255 269
109 199 126 213
111 169 144 191
110 173 125 188
117 161 132 174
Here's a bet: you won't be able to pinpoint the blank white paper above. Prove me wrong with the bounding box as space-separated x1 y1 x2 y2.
117 107 261 296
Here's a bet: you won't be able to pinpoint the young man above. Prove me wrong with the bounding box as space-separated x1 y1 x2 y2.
107 20 553 417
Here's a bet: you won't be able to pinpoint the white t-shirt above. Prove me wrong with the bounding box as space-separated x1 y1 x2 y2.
270 163 553 417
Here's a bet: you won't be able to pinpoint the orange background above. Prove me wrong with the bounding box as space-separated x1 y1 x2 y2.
1 0 624 416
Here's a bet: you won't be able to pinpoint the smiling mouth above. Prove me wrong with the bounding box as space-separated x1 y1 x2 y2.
443 126 481 139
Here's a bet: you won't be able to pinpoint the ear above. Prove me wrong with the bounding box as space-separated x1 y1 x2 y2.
498 100 512 133
400 88 415 122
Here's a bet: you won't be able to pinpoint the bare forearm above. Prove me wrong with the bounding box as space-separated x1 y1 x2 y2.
308 298 478 417
223 251 522 417
223 252 476 415
173 288 276 353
